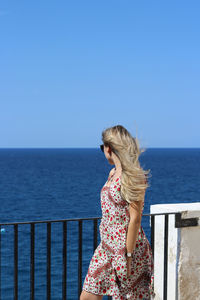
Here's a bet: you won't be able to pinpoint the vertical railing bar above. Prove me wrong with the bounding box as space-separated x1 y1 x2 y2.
0 225 1 300
78 220 82 299
151 215 155 258
163 214 169 300
47 222 51 300
30 223 35 300
62 221 67 300
14 224 18 300
93 219 98 252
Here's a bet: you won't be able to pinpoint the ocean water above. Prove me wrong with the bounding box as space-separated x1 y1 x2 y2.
0 148 199 299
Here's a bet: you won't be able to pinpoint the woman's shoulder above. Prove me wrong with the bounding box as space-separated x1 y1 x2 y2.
107 167 115 180
109 167 116 177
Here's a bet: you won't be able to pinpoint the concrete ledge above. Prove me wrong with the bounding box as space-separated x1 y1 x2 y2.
150 202 200 300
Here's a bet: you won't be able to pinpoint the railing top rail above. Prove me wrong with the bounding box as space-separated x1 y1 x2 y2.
0 211 182 226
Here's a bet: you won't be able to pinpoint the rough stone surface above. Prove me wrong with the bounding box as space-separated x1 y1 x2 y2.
151 203 200 300
178 226 200 300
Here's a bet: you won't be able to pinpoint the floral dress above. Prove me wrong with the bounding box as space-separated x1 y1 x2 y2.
82 173 155 300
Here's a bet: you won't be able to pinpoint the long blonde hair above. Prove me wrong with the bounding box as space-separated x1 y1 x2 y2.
101 124 151 204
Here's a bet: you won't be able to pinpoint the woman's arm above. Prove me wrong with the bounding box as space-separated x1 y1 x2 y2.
126 198 144 253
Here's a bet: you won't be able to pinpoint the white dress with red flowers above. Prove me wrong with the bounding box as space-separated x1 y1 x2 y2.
82 173 155 299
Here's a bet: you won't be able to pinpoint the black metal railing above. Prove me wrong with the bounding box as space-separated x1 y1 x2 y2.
0 212 183 300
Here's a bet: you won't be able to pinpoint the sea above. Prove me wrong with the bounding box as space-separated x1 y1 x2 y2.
0 148 199 299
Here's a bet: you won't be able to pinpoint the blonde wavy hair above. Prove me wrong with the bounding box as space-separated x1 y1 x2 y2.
101 124 151 204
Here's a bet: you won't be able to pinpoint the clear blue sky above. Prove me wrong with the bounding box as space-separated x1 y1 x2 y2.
0 1 199 148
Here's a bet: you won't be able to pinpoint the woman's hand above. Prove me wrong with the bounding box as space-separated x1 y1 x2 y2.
127 256 132 277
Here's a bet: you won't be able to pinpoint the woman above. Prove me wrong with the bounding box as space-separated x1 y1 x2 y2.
80 125 155 300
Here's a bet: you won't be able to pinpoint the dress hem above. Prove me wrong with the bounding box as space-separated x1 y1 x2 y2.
83 283 155 299
82 283 114 296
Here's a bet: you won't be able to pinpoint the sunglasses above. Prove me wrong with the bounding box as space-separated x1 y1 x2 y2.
100 144 104 152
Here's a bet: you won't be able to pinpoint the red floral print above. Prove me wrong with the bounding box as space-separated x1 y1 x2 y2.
82 174 155 299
